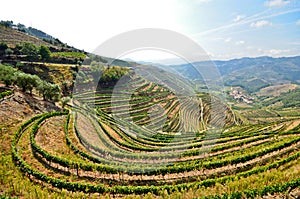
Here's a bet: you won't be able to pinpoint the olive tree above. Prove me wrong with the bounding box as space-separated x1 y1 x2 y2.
37 81 60 101
15 72 40 94
0 64 16 86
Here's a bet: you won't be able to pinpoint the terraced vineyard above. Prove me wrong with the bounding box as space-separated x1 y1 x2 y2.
10 71 300 198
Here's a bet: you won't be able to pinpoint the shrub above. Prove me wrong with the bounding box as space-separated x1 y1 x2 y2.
39 45 51 61
4 48 13 56
61 96 71 109
0 42 8 53
0 90 13 99
0 64 16 86
21 42 38 58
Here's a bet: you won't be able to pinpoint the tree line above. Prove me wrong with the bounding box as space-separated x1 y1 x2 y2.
0 42 51 60
0 42 85 65
0 64 60 101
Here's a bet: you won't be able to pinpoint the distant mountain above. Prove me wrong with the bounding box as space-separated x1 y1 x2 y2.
171 56 300 93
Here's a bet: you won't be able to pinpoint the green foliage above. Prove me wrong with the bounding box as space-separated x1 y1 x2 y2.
8 84 300 198
76 70 88 83
262 88 300 108
37 81 60 101
61 96 71 109
0 90 13 99
39 45 51 61
90 61 104 82
0 42 8 54
225 78 270 93
12 113 300 196
15 72 40 93
4 48 13 55
0 64 61 101
88 53 108 63
0 194 17 199
245 79 270 93
0 64 16 86
100 66 129 83
2 48 300 198
15 62 24 70
51 52 86 60
20 42 38 58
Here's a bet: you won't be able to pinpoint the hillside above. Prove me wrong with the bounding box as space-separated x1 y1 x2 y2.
3 69 300 198
172 56 300 91
1 21 300 199
168 56 300 109
0 24 53 47
0 20 82 51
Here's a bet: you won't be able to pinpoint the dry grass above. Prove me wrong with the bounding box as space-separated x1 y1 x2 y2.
256 84 298 97
0 25 52 47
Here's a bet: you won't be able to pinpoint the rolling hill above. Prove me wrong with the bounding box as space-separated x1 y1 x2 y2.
171 56 300 93
1 21 300 199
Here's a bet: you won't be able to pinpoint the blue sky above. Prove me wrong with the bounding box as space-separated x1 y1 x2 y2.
1 0 299 62
184 0 300 60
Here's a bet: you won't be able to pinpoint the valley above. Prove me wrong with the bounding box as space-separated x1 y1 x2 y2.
0 20 300 199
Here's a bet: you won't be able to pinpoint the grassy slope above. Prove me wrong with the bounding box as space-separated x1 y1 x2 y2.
256 84 299 97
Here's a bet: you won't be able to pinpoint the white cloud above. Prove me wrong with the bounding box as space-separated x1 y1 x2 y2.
233 15 246 22
235 40 245 45
194 8 300 37
250 20 273 28
289 42 300 45
296 19 300 25
224 38 232 43
269 49 290 55
264 0 290 7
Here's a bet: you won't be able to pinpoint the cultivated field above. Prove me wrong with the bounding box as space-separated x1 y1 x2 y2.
3 74 300 198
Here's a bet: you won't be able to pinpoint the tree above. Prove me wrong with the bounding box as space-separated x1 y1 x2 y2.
47 84 60 102
0 64 61 102
5 48 13 56
60 97 71 109
0 43 8 51
0 64 16 86
76 71 88 83
15 72 40 94
37 81 48 100
0 43 8 56
37 81 60 101
0 20 13 28
17 23 26 32
101 66 129 82
39 45 51 61
16 62 24 70
21 43 38 58
77 60 82 66
90 61 104 83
